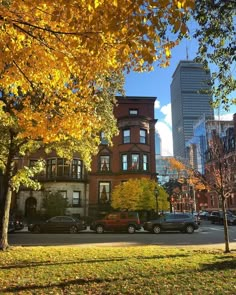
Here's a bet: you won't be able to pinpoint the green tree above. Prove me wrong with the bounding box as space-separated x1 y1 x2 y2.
193 0 236 110
43 192 68 218
111 178 169 212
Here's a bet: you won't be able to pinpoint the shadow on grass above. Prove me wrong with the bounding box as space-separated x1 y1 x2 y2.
1 276 120 293
201 256 236 271
0 253 189 270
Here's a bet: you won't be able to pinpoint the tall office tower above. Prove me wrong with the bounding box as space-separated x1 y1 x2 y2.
171 61 214 159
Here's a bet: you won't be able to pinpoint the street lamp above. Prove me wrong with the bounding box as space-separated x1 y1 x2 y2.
154 188 159 215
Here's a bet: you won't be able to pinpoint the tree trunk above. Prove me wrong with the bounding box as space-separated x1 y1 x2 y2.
221 194 230 253
0 135 16 251
0 188 12 250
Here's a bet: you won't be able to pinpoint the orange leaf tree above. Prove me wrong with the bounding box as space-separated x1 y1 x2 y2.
167 157 207 191
204 130 236 253
0 0 194 250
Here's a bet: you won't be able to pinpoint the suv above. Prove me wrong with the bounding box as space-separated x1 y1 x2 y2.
90 212 141 234
143 213 199 234
209 211 236 225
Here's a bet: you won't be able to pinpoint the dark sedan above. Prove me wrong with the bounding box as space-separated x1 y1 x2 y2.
28 216 86 233
143 213 199 234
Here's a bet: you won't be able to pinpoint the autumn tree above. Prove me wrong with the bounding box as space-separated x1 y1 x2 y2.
193 0 236 110
167 157 207 191
204 130 236 253
165 157 208 213
0 1 194 250
0 74 121 250
111 178 169 212
167 150 236 253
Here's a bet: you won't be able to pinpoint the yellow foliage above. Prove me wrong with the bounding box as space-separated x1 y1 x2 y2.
0 0 194 168
111 178 169 211
0 1 193 95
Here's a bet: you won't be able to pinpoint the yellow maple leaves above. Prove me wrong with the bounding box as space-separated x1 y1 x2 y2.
0 0 194 95
0 0 194 167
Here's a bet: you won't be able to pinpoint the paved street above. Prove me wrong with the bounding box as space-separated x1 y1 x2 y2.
8 221 236 250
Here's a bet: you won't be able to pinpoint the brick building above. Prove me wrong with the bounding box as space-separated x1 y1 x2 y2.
88 96 157 217
202 113 236 212
14 96 157 219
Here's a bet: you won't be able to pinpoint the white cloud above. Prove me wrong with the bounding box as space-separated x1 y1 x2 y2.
155 121 173 156
214 113 234 121
160 103 172 126
154 99 161 109
155 102 173 156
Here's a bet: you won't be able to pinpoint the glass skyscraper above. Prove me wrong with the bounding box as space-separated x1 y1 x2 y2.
171 61 214 159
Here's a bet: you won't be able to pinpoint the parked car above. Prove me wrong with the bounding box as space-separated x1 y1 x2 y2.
90 211 141 234
192 212 201 225
209 211 236 225
10 216 24 231
143 212 199 234
199 211 210 220
28 216 86 233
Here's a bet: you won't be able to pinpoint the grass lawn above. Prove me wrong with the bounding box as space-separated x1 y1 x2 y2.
0 246 235 294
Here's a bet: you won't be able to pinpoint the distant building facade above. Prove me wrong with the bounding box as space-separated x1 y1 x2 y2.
186 115 234 174
171 61 214 159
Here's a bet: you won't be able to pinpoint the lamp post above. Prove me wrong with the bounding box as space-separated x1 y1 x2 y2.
154 188 159 215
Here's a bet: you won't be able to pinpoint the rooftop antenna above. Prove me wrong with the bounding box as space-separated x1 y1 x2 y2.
186 44 189 60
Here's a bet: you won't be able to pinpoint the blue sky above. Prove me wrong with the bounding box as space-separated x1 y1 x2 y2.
124 37 236 156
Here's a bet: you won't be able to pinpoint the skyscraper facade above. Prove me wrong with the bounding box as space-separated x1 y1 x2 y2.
171 60 214 159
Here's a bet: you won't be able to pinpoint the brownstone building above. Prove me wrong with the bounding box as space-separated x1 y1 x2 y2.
15 96 157 219
88 96 157 217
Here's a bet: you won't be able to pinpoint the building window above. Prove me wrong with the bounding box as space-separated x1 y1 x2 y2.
46 158 82 179
72 191 81 207
131 154 139 170
210 195 214 207
129 109 138 116
100 131 108 145
143 154 148 171
100 155 110 171
123 129 130 143
99 182 110 203
121 153 149 172
122 154 128 170
140 129 147 144
29 159 38 167
57 158 70 176
72 159 82 179
46 158 56 177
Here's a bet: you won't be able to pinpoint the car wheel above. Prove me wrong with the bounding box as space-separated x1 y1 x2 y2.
96 225 104 234
185 225 194 234
127 225 136 234
69 225 78 234
33 225 41 233
153 225 161 234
